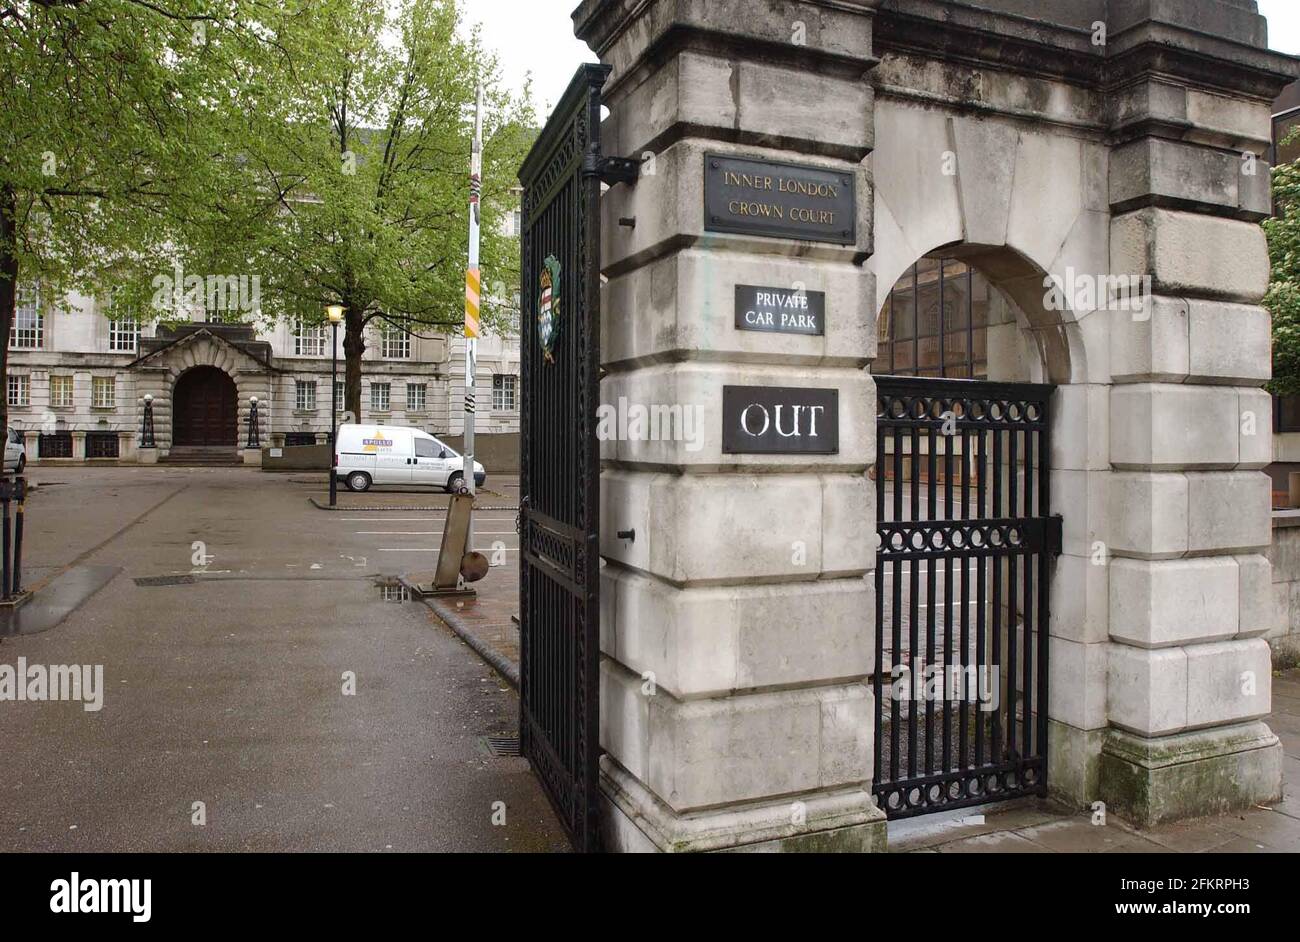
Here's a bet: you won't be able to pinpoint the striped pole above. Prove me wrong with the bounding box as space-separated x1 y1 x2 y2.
463 83 483 521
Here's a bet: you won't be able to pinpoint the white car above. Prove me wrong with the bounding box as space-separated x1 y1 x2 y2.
4 427 26 474
334 423 485 493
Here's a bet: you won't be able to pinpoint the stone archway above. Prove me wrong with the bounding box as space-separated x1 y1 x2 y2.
129 327 272 454
577 0 1289 851
172 365 238 446
869 99 1112 811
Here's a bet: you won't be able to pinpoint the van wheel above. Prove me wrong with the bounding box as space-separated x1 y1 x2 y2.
15 455 25 473
445 471 464 494
346 471 372 493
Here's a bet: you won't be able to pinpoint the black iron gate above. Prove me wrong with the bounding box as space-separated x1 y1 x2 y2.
873 376 1060 819
517 64 631 852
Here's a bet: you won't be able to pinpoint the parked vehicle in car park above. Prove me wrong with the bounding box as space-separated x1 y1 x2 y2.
4 428 26 474
334 423 485 493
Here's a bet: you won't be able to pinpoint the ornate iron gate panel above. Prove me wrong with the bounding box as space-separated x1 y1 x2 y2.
517 64 607 852
873 376 1060 819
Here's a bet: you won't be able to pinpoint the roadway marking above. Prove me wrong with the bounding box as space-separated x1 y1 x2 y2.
378 547 519 553
354 530 518 536
339 517 517 523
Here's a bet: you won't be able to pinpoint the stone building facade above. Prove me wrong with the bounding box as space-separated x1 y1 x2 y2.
576 0 1297 852
6 287 521 464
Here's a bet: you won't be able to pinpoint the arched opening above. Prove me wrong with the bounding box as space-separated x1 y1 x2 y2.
173 366 238 446
876 245 1078 386
872 245 1065 818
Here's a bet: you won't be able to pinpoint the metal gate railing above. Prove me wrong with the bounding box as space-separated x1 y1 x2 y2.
873 376 1060 819
516 64 609 853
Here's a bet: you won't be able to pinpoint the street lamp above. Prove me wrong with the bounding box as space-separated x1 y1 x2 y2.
140 394 155 448
247 396 260 448
327 303 344 506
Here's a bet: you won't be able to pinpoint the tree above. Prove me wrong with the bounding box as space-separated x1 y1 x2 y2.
1266 138 1300 396
0 0 265 433
187 0 535 420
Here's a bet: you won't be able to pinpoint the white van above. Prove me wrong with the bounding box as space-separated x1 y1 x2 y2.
4 427 26 474
334 424 485 493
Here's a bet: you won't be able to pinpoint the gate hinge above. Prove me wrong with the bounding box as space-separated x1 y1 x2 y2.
1046 514 1064 556
585 153 642 186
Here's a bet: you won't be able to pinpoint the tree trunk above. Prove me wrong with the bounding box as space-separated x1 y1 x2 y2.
0 183 18 437
343 306 366 421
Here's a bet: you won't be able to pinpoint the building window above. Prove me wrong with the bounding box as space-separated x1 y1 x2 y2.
406 383 426 412
92 376 116 409
284 432 317 447
293 318 327 356
39 432 72 458
7 375 30 407
492 374 517 411
108 316 140 352
334 380 345 411
87 432 120 459
370 382 390 412
879 257 988 379
381 325 411 359
1274 107 1300 166
49 374 74 408
106 291 141 352
1276 395 1300 433
295 380 317 411
9 285 42 350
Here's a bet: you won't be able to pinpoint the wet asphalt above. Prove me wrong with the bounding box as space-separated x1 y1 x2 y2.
0 467 567 852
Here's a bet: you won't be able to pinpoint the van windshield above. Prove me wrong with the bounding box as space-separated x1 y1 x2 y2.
434 439 459 458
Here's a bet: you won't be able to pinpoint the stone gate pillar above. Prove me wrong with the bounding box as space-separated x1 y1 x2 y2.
575 0 884 851
1100 1 1292 824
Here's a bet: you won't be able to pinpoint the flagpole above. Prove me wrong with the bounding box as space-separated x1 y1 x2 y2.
463 83 483 549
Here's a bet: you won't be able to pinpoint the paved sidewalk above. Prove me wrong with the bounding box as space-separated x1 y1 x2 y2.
0 467 566 852
435 534 1300 850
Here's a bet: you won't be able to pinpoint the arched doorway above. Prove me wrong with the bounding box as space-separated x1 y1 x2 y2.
173 366 237 446
872 246 1065 819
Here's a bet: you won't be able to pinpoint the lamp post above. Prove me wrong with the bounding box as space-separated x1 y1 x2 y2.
327 304 344 506
140 394 155 448
247 396 260 448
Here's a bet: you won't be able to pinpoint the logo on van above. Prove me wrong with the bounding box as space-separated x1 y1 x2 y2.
362 438 393 450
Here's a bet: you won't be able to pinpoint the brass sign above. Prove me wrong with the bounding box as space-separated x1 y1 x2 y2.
704 154 856 245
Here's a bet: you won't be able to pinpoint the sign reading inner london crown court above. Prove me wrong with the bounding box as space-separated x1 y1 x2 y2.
705 154 856 245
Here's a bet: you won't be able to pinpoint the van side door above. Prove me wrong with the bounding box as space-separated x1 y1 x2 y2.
411 434 446 486
371 430 413 485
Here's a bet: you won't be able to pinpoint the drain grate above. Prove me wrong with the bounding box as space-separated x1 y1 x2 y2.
378 584 410 603
484 733 522 757
133 575 198 587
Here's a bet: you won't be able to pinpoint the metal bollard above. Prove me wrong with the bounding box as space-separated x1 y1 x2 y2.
1 479 11 599
12 476 25 596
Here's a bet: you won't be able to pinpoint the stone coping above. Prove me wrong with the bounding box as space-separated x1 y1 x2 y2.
1273 510 1300 529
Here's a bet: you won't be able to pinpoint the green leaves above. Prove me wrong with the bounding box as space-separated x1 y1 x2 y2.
1266 147 1300 396
188 0 536 343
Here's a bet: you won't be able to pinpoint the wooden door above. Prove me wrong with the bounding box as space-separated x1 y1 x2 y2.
173 366 237 446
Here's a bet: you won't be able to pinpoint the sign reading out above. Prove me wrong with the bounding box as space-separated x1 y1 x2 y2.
705 154 856 245
735 284 826 336
722 386 839 455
